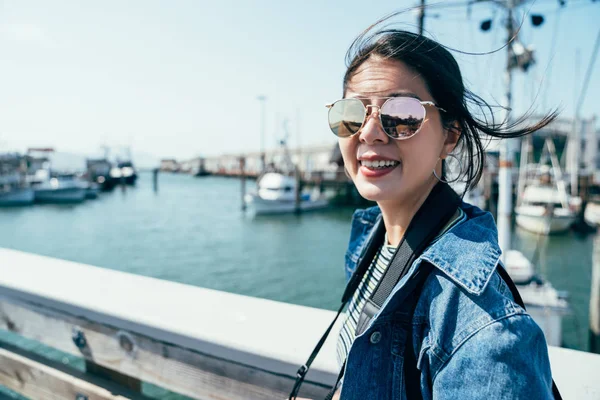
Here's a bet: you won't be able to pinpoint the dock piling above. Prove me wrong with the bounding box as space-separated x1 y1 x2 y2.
591 233 600 353
294 166 301 214
152 168 159 192
240 157 247 211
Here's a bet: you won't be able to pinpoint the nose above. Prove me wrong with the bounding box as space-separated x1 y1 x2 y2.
358 106 389 145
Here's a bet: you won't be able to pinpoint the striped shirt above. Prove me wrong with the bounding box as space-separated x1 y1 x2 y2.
336 208 466 366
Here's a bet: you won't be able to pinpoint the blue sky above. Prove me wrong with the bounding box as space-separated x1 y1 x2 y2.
0 0 598 162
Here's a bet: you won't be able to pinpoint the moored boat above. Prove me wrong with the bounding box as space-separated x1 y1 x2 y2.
244 172 329 215
515 137 576 235
33 178 87 204
31 171 87 204
515 185 576 234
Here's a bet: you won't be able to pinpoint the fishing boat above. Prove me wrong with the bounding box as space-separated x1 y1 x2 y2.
244 172 329 215
29 170 87 204
33 178 87 204
116 161 137 185
515 185 576 234
515 137 576 234
87 158 118 191
245 119 330 215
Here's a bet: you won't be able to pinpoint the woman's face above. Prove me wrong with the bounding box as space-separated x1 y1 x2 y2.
339 57 458 205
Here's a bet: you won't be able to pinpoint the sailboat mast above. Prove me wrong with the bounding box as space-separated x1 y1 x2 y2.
498 0 516 261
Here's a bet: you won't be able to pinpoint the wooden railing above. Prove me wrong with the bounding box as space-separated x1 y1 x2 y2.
0 248 599 399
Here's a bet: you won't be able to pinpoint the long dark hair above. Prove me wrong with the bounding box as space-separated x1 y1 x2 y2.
343 23 558 191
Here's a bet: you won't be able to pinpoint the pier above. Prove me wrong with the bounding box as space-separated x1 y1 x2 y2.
179 143 349 186
0 248 599 399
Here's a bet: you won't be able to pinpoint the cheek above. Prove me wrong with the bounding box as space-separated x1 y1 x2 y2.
338 139 357 171
401 132 443 172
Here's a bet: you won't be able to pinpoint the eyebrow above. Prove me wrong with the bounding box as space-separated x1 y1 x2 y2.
347 91 422 101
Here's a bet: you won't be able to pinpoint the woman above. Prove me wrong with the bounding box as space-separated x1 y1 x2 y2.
291 23 559 400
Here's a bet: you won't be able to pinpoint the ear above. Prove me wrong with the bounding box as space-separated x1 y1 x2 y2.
440 122 461 159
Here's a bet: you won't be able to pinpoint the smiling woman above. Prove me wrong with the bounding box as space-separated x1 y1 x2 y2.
289 15 561 400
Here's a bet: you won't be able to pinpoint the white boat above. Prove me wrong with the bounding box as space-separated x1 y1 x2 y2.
244 172 329 215
504 250 569 347
515 137 576 234
515 185 576 234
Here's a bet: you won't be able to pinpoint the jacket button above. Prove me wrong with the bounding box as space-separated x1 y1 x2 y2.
370 331 382 344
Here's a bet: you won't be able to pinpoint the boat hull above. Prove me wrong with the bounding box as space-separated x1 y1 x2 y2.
515 207 575 234
34 187 86 204
244 194 329 215
0 188 35 206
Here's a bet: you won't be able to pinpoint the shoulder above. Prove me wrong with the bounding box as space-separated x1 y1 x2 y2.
414 267 549 385
412 203 549 373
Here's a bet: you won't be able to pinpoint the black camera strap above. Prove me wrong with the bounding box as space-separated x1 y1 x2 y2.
355 182 461 336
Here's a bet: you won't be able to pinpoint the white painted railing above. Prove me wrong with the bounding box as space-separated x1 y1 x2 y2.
0 248 598 399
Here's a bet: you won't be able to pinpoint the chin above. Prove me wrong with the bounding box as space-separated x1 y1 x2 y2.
354 180 401 203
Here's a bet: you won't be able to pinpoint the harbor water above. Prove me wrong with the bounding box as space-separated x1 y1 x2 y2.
0 171 594 353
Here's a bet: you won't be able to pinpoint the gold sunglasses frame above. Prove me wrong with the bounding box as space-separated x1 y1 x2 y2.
325 97 446 140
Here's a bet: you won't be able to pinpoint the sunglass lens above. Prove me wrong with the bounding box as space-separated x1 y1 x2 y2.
328 99 365 137
380 97 425 139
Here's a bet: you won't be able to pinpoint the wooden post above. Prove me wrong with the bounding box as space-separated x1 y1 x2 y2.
294 166 301 214
240 157 247 211
314 171 323 195
152 168 159 192
591 233 600 353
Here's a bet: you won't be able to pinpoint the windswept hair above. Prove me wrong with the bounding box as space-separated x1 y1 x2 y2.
343 16 558 191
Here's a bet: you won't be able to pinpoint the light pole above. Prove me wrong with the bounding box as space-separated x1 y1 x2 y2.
257 95 267 171
497 0 515 261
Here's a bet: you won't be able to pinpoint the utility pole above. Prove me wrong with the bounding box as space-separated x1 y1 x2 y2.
497 0 516 260
571 49 581 197
418 0 426 35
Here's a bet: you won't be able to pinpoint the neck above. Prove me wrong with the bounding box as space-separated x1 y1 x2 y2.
379 177 439 247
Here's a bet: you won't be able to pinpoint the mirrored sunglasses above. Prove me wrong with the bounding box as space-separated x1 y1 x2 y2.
326 97 445 140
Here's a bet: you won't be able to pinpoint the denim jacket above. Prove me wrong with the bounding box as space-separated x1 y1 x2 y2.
340 203 554 400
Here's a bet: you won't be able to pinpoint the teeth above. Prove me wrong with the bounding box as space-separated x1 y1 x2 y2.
361 160 399 169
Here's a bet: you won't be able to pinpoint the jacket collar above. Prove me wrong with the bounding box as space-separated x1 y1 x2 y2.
356 203 501 296
418 203 501 295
